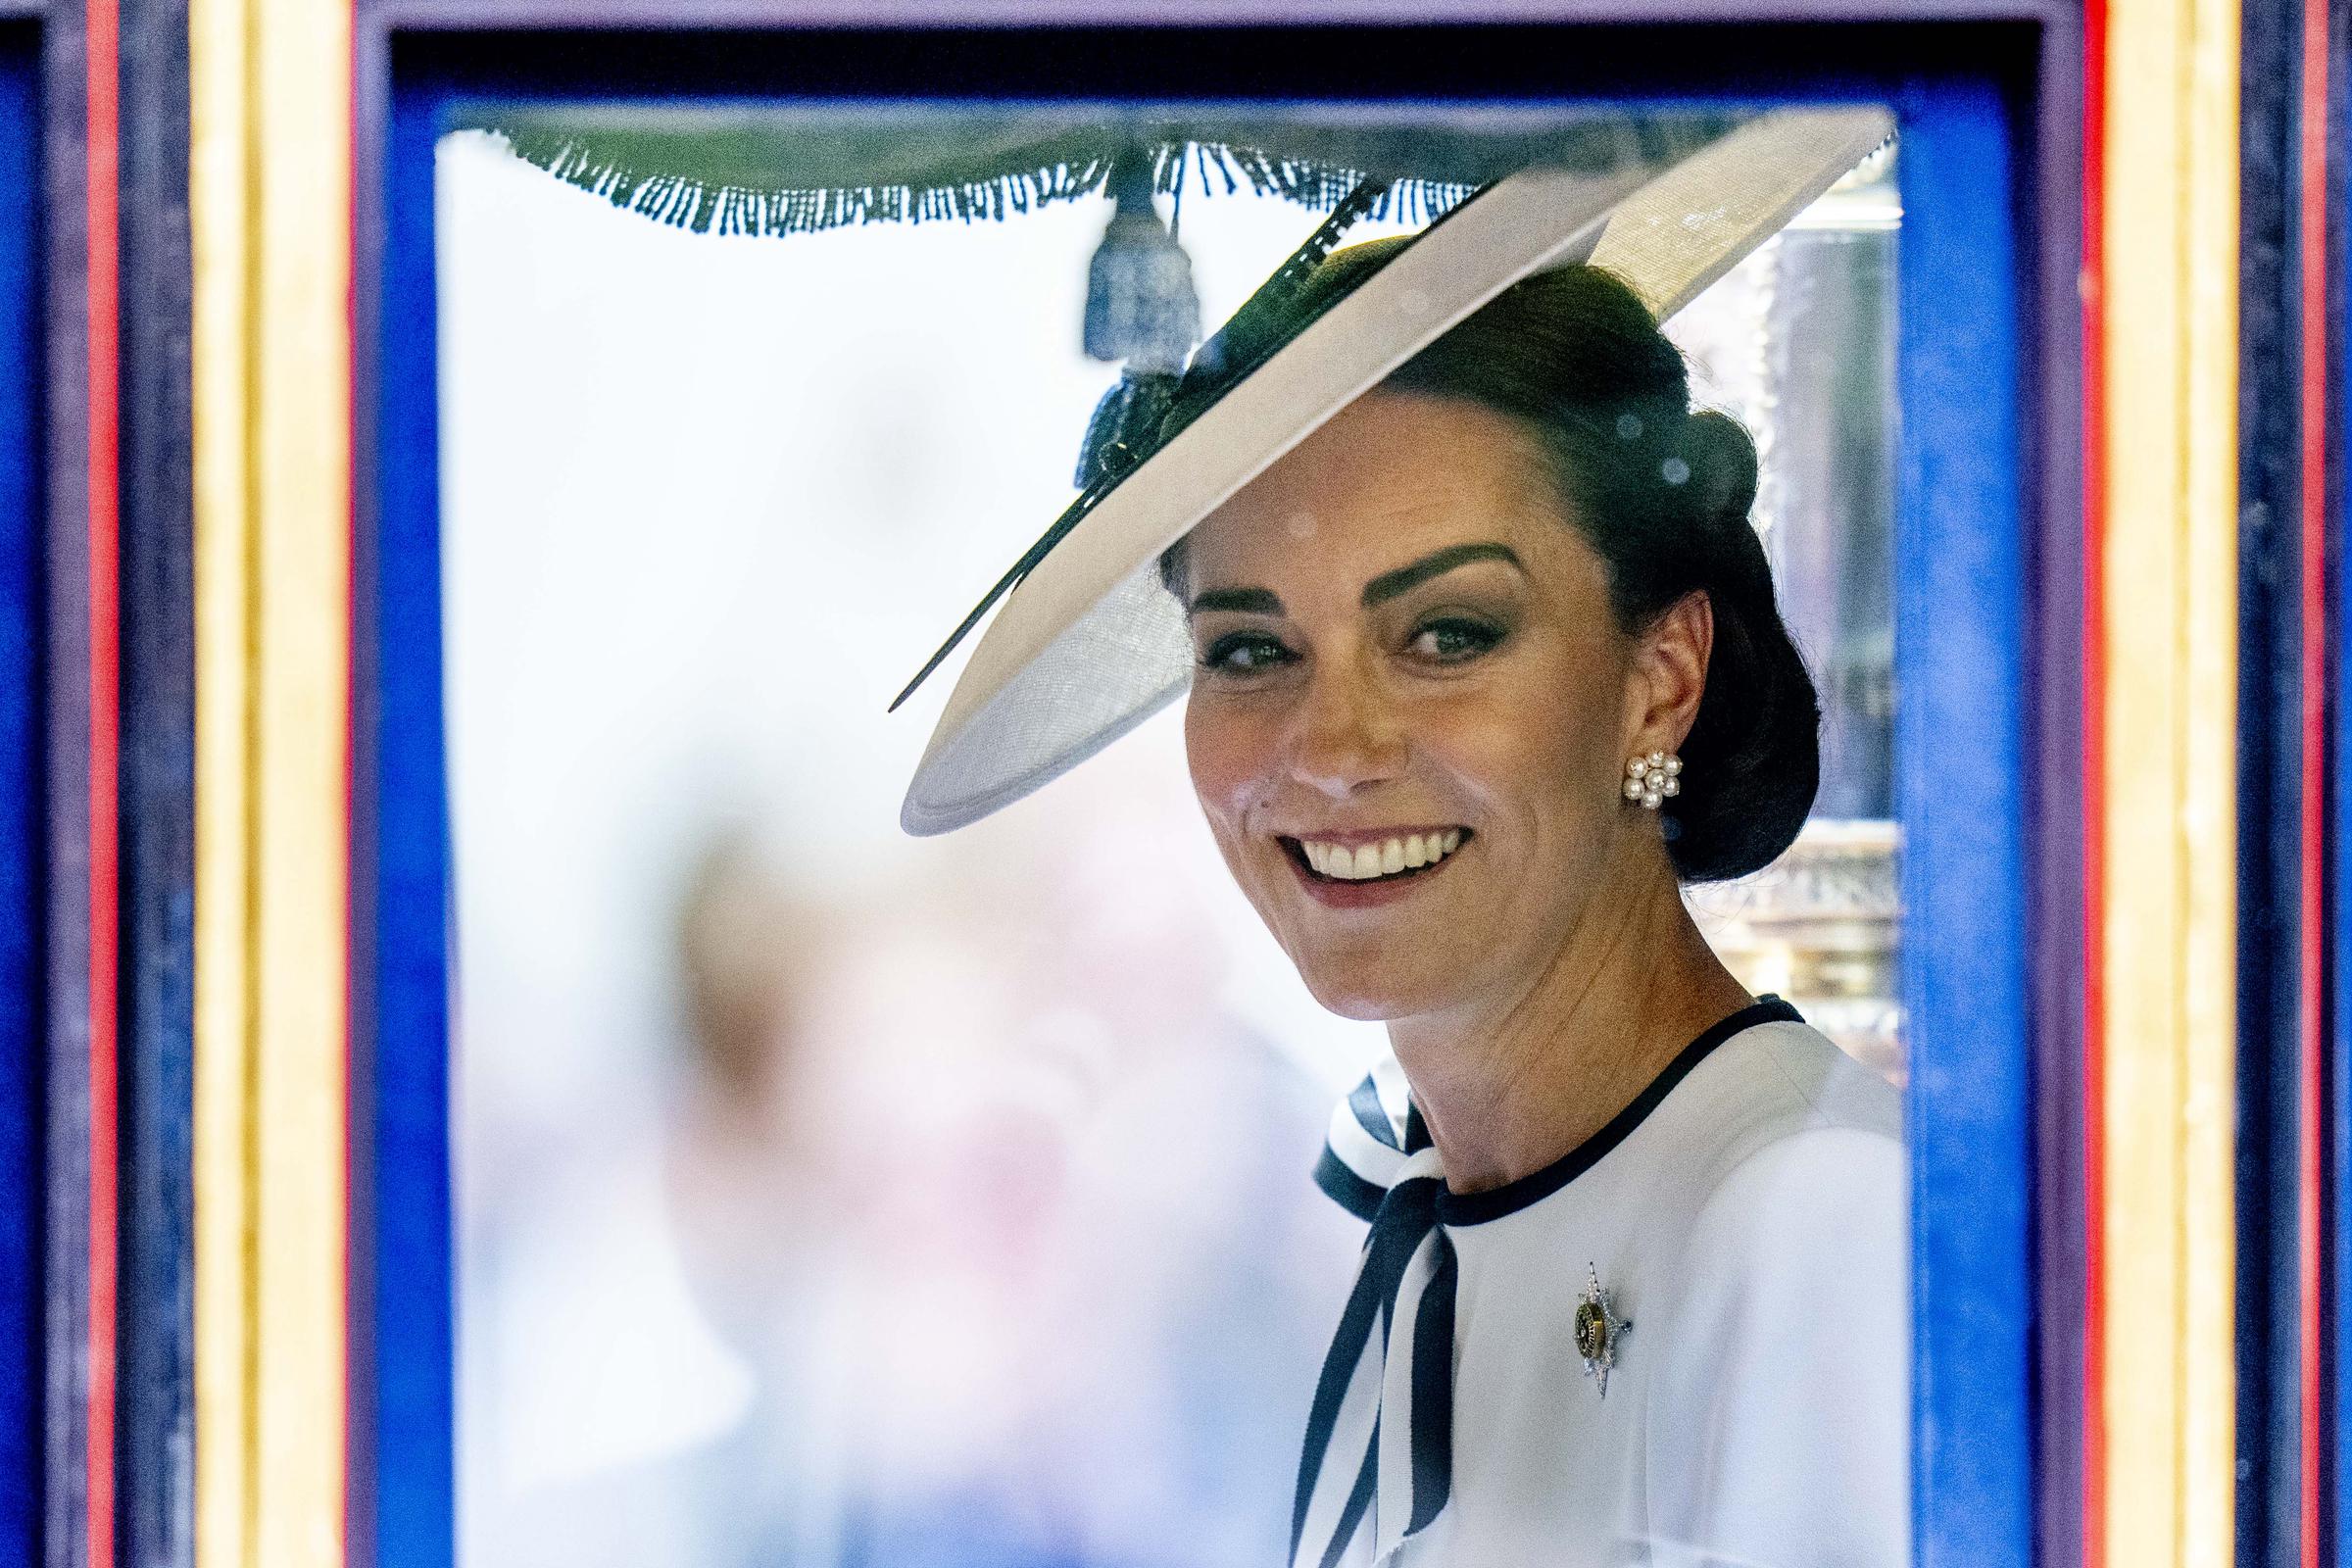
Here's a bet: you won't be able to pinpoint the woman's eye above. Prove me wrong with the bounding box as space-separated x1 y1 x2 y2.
1199 631 1296 674
1408 617 1503 662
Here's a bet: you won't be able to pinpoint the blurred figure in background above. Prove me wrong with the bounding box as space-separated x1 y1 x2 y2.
832 748 1362 1568
470 809 1357 1568
460 829 849 1568
662 831 858 1568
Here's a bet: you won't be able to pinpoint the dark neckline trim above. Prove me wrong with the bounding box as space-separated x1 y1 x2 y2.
1432 996 1802 1227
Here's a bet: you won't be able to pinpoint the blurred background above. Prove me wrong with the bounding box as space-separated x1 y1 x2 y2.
434 115 1900 1568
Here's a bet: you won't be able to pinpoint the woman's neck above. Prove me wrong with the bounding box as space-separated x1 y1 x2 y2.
1386 855 1754 1196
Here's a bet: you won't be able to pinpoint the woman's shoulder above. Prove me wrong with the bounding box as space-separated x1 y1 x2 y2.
1632 1025 1910 1564
1729 1015 1901 1139
1649 1015 1901 1194
1637 1021 1907 1351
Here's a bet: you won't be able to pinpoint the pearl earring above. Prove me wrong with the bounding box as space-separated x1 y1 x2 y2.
1623 751 1682 810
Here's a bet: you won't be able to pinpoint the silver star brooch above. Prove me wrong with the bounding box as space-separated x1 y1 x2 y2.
1574 1263 1633 1398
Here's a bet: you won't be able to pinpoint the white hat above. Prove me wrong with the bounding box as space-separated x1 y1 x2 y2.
894 107 1893 836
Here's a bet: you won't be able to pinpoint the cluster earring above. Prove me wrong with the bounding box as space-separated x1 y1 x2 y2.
1624 751 1682 810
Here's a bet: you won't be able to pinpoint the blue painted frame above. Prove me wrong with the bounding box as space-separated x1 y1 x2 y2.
368 33 2040 1568
1888 75 2034 1568
0 24 43 1566
362 73 458 1568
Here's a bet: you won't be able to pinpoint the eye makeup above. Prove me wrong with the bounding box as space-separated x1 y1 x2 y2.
1406 614 1508 662
1197 628 1298 676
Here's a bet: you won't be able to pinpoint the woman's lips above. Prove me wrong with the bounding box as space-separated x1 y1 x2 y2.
1276 829 1472 908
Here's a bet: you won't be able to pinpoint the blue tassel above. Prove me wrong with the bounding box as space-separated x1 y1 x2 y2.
1082 150 1200 374
1073 371 1180 489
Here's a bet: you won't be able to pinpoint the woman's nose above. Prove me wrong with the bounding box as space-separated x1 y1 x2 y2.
1285 661 1405 800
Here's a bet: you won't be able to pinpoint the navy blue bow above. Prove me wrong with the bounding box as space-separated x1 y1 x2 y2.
1294 1077 1457 1566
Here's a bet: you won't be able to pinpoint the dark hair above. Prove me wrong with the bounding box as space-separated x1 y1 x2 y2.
1166 250 1819 882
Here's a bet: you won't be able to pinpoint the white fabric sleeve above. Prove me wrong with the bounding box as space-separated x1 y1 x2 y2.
1635 1126 1909 1568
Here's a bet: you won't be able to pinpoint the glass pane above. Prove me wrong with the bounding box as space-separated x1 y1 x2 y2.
437 107 1902 1567
1675 148 1902 1083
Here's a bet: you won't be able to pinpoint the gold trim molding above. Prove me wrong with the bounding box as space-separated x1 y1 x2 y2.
191 0 353 1562
2097 0 2240 1559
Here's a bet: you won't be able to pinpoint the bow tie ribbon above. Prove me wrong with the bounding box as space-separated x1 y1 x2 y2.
1293 1062 1459 1567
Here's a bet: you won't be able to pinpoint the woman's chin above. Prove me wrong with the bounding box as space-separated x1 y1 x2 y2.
1312 990 1397 1023
1295 958 1458 1023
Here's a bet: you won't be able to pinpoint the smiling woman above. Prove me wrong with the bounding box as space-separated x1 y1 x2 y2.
1179 391 1676 1020
899 110 1905 1568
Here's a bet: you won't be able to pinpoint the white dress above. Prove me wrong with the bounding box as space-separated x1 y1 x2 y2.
1295 1000 1908 1568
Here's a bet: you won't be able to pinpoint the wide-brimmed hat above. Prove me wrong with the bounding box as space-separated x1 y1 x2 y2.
891 107 1893 836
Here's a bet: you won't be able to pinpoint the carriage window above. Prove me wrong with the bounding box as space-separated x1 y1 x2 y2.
436 107 1901 1565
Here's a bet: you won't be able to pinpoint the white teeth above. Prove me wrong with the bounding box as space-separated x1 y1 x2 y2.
1297 831 1468 880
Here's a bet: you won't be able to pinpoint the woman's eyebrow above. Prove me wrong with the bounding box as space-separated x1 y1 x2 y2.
1188 586 1285 616
1361 542 1524 606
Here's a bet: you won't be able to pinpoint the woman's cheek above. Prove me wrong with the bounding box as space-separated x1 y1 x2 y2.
1415 672 1605 849
1400 694 1518 800
1185 695 1271 840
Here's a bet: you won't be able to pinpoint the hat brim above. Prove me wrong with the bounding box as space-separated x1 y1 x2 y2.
900 106 1893 837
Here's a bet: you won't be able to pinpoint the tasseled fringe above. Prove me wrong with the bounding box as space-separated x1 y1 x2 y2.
493 129 1477 238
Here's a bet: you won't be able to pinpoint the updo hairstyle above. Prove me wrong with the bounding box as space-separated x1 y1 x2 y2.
1165 248 1819 882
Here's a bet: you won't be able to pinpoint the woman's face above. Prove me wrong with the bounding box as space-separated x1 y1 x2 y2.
1181 389 1685 1021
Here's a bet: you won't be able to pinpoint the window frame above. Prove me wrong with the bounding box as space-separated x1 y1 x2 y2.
352 12 2082 1568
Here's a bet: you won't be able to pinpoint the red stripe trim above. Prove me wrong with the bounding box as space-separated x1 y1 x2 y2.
82 0 120 1561
2080 3 2109 1562
2297 0 2330 1556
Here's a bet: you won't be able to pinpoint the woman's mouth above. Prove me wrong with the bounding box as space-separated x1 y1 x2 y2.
1276 829 1472 907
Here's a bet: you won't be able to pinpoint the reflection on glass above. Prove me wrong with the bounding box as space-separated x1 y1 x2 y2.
1677 146 1902 1081
440 111 1902 1568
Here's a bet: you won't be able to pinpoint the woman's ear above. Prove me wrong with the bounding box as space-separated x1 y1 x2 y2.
1626 590 1712 757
